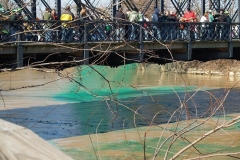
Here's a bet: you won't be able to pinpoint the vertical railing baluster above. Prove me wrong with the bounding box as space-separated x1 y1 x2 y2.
229 22 233 58
84 21 89 65
139 22 144 62
187 22 192 60
17 33 23 67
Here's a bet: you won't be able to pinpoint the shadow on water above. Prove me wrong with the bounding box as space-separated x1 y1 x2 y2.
1 87 240 140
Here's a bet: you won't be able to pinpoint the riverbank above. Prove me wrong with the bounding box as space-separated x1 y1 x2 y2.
141 59 240 76
52 113 240 160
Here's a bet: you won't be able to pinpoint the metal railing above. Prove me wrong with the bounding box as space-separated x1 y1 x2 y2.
0 20 239 43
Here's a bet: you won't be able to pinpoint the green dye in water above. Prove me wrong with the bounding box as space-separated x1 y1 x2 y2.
54 64 201 103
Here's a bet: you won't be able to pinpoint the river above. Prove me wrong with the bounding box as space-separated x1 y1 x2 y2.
0 63 240 159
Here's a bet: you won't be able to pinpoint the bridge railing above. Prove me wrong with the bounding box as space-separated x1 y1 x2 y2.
0 20 239 43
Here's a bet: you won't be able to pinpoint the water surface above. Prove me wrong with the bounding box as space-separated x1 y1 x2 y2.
0 64 240 140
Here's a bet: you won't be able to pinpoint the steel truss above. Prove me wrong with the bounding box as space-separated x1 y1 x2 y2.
12 0 240 22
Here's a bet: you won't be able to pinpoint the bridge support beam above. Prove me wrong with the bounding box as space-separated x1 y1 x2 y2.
55 0 61 19
229 41 233 58
77 1 81 18
238 0 240 24
73 0 82 18
139 25 144 62
17 34 23 68
187 42 192 60
139 44 144 62
111 0 117 19
154 0 164 12
84 44 89 65
187 25 192 60
201 0 205 16
31 0 36 19
188 0 191 9
160 0 164 13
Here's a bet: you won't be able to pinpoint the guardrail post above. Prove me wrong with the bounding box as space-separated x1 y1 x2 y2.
229 23 233 58
139 22 144 62
228 41 233 58
187 42 192 60
84 21 89 65
187 23 192 60
17 33 23 67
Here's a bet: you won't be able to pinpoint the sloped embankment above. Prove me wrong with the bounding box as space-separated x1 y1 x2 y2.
142 59 240 76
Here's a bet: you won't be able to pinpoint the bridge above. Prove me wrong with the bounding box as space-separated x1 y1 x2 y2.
0 20 240 68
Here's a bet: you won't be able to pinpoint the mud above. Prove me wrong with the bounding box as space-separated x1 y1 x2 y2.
52 114 240 159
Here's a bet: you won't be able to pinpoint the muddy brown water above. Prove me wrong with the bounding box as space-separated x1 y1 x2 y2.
0 64 240 159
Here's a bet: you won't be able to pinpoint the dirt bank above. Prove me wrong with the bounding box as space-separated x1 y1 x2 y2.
142 59 240 76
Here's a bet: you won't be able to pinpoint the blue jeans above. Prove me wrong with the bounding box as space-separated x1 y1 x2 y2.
152 26 161 40
9 28 17 41
177 29 187 40
130 24 137 40
169 25 177 40
116 26 124 40
45 29 52 42
61 28 73 42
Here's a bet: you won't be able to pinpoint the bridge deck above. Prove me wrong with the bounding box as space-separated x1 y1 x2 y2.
1 40 239 55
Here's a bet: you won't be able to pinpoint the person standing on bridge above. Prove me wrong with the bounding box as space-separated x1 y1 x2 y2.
51 9 59 20
207 10 215 40
60 6 74 43
51 9 59 41
114 7 126 41
159 12 168 41
182 7 196 22
180 8 196 40
200 12 209 41
9 8 23 41
222 11 232 40
151 8 161 40
128 7 140 41
79 7 93 42
215 8 225 40
167 10 178 40
43 8 52 42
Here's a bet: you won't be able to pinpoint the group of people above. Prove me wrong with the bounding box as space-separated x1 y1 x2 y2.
150 7 233 41
0 5 235 43
198 9 232 40
113 7 233 41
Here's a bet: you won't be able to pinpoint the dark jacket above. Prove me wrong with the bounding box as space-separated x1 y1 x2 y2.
225 15 231 23
167 14 177 22
159 14 168 22
10 13 23 30
152 8 160 22
115 11 125 22
217 14 226 22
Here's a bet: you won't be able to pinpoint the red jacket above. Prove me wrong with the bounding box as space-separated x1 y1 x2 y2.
183 11 196 22
51 13 59 20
